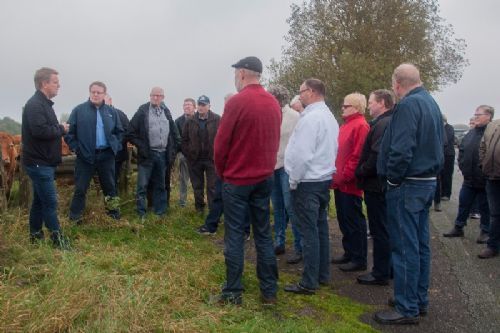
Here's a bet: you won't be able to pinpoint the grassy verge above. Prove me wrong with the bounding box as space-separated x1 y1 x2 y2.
0 180 377 332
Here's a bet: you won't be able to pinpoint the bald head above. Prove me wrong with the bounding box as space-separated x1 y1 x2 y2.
149 87 165 107
392 63 422 98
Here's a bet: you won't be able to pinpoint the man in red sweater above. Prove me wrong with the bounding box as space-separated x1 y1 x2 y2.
331 92 370 272
213 56 281 306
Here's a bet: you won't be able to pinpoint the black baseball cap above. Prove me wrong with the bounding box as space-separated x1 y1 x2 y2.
231 56 263 74
197 95 210 105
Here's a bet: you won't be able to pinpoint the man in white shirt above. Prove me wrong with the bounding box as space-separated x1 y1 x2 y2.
283 78 339 295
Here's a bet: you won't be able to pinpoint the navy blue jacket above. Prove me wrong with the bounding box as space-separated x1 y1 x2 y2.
65 100 123 164
458 125 486 188
22 90 65 166
377 86 443 185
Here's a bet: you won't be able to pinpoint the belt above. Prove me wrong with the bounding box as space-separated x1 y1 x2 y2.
95 147 110 153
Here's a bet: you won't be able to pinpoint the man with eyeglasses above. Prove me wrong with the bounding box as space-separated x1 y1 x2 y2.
479 107 500 259
65 81 123 223
128 87 179 219
283 78 339 296
443 106 493 244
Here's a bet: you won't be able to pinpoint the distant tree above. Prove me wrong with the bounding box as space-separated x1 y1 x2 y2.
268 0 468 119
0 117 21 135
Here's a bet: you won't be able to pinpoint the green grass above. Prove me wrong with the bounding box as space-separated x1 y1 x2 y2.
0 178 378 332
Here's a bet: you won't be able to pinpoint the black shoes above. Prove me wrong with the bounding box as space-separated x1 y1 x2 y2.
331 254 350 264
29 230 45 244
388 297 427 316
374 310 419 325
339 262 367 272
476 231 489 244
357 273 389 286
443 226 464 237
286 253 303 264
50 232 71 250
197 225 216 235
284 283 315 295
209 294 242 306
274 245 285 255
478 247 499 259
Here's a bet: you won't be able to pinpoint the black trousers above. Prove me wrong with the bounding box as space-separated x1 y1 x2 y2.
188 159 216 211
441 154 455 197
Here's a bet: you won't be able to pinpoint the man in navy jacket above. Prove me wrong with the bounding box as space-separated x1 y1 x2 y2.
375 64 443 325
65 81 123 222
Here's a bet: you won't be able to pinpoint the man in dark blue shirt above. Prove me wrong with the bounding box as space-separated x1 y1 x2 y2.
65 81 123 223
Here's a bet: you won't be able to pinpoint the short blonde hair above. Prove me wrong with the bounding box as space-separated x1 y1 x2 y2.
344 92 367 114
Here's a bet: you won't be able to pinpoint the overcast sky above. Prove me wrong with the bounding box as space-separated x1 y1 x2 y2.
0 0 498 126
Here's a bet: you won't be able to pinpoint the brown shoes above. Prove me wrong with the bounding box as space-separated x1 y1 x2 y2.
478 247 499 259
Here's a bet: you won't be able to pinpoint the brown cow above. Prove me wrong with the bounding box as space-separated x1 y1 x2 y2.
0 132 18 198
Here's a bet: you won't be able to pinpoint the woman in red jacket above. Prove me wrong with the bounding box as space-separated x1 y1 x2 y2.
331 93 370 272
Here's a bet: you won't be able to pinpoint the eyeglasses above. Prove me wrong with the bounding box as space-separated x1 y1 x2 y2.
474 113 487 117
90 91 105 95
341 105 352 109
299 88 310 94
150 94 164 98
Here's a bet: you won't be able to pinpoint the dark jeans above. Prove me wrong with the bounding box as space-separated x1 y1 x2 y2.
364 190 391 280
222 177 278 299
204 177 251 233
334 189 367 266
137 150 167 216
486 180 500 252
386 179 435 317
188 159 216 211
292 180 331 289
177 153 190 206
441 154 455 197
454 184 490 233
271 167 302 254
69 149 116 220
25 165 61 234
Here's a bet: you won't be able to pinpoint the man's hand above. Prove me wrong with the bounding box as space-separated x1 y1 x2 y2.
62 122 69 133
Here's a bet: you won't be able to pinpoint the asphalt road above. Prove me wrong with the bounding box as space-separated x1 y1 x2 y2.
272 167 500 332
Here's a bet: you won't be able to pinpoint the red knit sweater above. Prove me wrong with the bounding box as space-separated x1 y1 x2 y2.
214 84 281 185
331 112 370 197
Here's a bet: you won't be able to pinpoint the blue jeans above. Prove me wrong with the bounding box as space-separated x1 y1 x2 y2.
136 150 167 216
364 190 391 280
25 165 60 234
334 189 367 266
292 180 331 289
271 168 302 253
69 149 117 220
204 177 250 233
222 176 278 299
455 184 490 233
386 179 435 317
486 180 500 252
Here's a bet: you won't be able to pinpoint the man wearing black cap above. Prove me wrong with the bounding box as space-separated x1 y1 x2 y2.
213 56 281 305
181 95 220 213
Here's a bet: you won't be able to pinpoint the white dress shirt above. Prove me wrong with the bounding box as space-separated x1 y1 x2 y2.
284 101 339 189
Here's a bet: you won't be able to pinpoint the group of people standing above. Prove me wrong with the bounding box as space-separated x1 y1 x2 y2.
20 57 499 327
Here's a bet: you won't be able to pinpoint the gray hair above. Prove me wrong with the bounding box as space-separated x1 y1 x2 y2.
34 67 58 90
